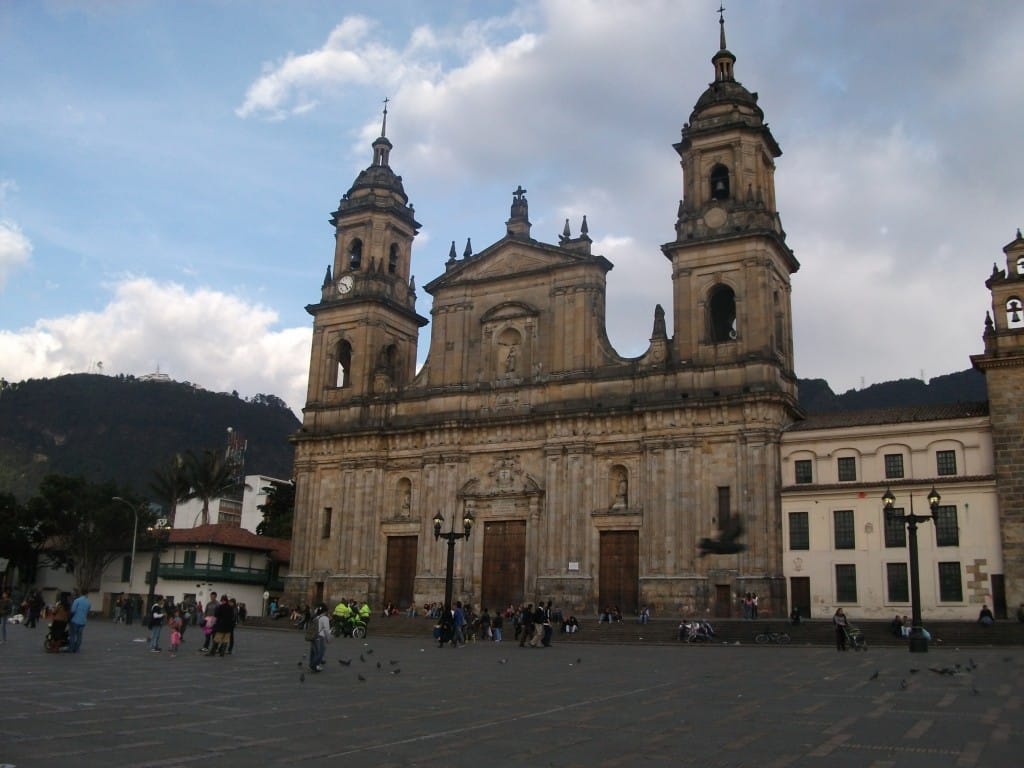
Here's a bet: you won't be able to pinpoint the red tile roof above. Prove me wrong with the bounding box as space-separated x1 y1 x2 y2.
166 524 290 563
786 402 989 432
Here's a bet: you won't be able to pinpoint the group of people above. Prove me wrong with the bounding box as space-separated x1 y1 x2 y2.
741 592 760 620
143 591 240 657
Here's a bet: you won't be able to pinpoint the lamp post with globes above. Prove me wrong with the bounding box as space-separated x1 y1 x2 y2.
145 518 171 614
111 496 142 595
882 486 941 653
432 508 475 616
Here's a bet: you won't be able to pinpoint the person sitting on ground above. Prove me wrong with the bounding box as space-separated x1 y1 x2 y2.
563 615 580 634
890 614 904 637
977 604 994 626
790 607 802 626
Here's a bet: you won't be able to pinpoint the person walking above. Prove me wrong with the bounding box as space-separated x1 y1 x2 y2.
0 590 13 643
199 591 218 653
148 600 166 652
208 595 235 657
832 607 849 651
68 590 91 653
308 604 330 672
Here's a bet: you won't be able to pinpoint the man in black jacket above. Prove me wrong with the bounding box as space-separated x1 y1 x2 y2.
208 595 235 658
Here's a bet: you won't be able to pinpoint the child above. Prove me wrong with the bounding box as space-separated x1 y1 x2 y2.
168 609 183 655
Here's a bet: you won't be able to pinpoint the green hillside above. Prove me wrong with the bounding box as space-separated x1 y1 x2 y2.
0 374 299 502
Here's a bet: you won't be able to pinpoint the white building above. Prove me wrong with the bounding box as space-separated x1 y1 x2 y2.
780 403 1000 621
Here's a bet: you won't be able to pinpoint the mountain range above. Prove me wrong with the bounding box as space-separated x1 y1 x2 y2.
0 368 987 502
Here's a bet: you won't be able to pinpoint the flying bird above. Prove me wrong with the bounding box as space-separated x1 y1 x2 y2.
698 518 746 557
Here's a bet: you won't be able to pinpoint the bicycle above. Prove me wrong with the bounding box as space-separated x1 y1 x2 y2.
754 629 791 644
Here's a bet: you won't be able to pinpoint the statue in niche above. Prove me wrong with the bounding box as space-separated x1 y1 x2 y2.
611 470 628 508
400 489 411 516
505 344 518 373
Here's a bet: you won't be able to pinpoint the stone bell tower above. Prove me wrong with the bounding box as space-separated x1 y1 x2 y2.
662 11 799 398
302 102 428 415
971 228 1024 612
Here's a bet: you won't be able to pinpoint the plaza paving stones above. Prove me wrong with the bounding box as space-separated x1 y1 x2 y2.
0 620 1020 767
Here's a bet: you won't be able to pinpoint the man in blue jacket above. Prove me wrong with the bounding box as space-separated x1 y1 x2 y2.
68 590 91 653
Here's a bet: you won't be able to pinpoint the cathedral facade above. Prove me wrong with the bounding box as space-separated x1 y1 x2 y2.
286 20 802 617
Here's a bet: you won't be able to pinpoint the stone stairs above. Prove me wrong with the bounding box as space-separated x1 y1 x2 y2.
249 614 1024 648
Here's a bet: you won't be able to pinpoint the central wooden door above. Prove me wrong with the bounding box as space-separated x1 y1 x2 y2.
383 536 417 610
481 520 526 611
599 531 639 615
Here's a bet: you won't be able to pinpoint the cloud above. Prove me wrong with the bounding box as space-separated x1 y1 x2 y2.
0 278 310 414
0 220 32 291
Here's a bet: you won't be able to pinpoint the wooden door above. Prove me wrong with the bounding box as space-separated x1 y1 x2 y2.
714 584 732 618
384 536 418 609
991 574 1007 619
599 531 639 615
790 577 811 620
482 520 526 611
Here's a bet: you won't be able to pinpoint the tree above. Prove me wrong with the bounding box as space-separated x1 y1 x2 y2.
256 479 295 538
148 454 190 527
184 449 238 526
0 491 46 588
29 475 146 594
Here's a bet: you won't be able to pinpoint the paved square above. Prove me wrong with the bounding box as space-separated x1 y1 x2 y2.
0 620 1020 767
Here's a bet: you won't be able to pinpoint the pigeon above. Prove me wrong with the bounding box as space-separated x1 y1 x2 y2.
365 648 374 655
389 660 400 665
576 658 582 665
391 668 401 675
339 659 352 666
300 673 305 683
360 654 366 662
376 661 382 670
357 674 366 682
869 670 879 681
899 679 908 690
972 686 980 696
909 668 919 674
698 518 746 557
968 657 977 670
297 661 303 667
498 658 508 664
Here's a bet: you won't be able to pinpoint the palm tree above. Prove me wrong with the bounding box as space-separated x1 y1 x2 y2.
184 449 239 526
148 454 190 527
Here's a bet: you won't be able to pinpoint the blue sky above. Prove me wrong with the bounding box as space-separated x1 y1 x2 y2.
2 1 1023 414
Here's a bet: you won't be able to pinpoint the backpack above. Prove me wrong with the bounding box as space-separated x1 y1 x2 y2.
304 618 319 642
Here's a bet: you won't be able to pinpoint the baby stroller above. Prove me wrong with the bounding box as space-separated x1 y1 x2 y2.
679 619 715 643
845 624 868 651
44 620 69 653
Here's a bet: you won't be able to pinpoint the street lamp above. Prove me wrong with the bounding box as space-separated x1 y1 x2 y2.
432 507 475 617
882 486 941 653
145 517 171 613
112 497 141 594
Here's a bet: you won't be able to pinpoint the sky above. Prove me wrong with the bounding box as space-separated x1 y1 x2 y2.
2 0 1023 416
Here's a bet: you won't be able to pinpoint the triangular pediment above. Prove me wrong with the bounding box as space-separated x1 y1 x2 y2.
425 237 608 293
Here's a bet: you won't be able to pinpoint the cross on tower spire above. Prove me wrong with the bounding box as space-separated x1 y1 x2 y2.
381 97 389 137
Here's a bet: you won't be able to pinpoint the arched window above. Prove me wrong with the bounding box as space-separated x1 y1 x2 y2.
336 340 352 387
1007 297 1024 329
388 243 399 274
708 285 737 343
709 164 730 201
349 239 363 271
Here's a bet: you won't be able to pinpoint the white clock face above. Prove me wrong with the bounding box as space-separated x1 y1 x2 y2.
337 276 353 294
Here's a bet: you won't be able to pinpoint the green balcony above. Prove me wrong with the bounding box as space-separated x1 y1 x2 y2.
157 562 275 587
